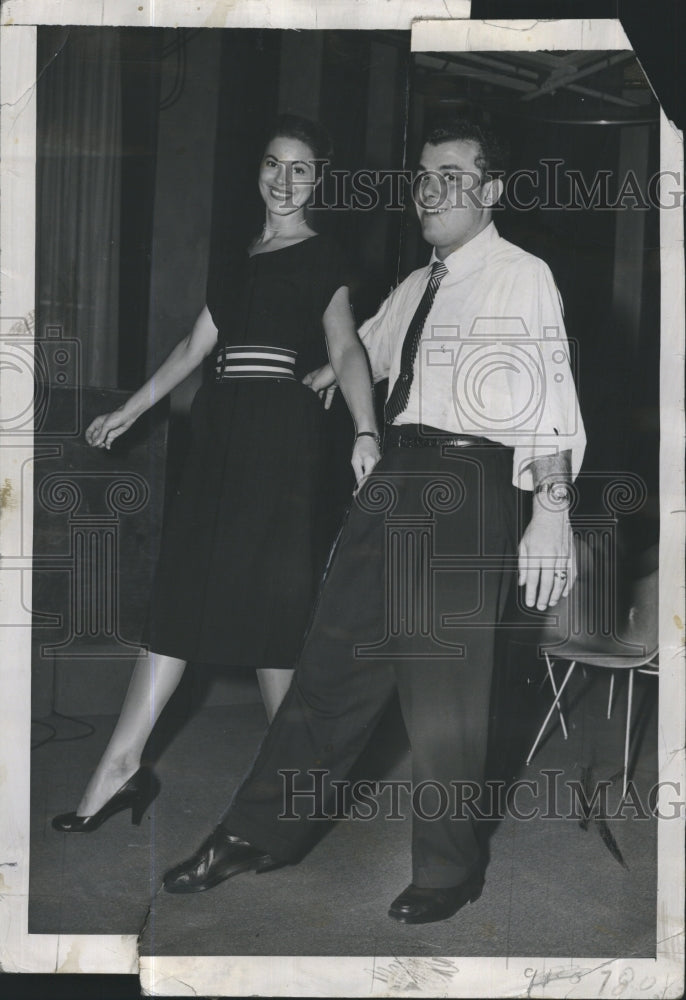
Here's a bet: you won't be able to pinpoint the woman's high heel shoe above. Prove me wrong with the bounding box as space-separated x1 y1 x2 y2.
51 767 160 833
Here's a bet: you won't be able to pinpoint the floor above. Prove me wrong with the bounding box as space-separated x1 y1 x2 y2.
29 650 659 962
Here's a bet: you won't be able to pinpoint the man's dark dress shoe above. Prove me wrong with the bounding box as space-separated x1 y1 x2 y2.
163 825 282 894
388 874 483 924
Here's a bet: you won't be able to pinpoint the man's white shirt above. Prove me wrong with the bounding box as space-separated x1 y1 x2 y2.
359 221 586 490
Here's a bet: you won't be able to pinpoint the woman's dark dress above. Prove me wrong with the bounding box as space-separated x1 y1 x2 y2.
145 233 351 667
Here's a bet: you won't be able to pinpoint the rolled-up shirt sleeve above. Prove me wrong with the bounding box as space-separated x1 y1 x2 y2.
503 260 586 490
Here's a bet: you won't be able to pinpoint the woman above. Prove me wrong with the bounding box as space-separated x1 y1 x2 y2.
52 115 380 832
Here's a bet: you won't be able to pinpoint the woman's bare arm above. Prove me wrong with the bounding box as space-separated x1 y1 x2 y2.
87 306 218 449
323 286 380 484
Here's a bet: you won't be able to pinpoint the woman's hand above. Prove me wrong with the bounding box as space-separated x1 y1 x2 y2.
302 363 337 409
85 408 135 450
351 434 381 487
86 308 217 449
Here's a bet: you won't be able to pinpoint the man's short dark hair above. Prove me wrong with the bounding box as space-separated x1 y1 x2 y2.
423 118 509 180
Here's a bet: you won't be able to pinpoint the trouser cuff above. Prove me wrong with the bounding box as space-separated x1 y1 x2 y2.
220 809 307 865
413 863 481 889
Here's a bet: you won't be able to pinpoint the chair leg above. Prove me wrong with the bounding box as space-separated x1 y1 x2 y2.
526 661 577 765
623 669 635 799
545 653 569 740
607 671 615 720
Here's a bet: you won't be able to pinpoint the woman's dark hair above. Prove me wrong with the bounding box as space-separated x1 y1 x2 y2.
262 114 333 163
423 117 509 180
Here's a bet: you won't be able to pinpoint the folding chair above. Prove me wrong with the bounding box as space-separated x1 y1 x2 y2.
526 549 658 798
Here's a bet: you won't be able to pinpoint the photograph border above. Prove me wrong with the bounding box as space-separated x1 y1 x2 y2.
0 4 683 997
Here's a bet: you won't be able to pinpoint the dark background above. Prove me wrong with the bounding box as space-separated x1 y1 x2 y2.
16 0 685 996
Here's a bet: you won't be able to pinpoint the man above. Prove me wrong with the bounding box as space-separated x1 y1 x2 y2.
163 118 586 924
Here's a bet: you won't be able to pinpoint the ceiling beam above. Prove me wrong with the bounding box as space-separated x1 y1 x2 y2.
520 51 636 101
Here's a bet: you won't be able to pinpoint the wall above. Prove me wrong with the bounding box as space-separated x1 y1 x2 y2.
146 29 222 415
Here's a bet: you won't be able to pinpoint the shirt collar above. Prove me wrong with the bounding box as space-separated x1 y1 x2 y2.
428 220 499 277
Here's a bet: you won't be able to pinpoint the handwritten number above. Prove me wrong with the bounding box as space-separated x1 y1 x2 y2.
613 967 635 995
599 971 612 994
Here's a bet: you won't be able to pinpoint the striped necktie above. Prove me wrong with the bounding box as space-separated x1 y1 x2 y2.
384 260 449 424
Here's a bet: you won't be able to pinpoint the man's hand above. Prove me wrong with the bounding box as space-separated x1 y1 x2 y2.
518 510 576 611
302 364 337 409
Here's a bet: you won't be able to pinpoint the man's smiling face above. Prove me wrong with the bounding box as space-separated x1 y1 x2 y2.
414 138 499 260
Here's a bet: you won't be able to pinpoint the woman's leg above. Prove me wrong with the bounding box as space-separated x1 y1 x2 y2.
256 668 294 722
76 649 186 816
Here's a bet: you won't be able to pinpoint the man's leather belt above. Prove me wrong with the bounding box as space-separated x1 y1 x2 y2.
384 424 499 450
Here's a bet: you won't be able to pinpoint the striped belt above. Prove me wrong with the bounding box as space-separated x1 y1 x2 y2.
215 345 297 381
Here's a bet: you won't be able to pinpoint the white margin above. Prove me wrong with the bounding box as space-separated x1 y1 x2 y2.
0 0 472 30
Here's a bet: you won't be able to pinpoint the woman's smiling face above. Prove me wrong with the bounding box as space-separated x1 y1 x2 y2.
258 135 319 217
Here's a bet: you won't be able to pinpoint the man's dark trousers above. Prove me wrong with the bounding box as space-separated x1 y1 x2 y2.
224 436 518 889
